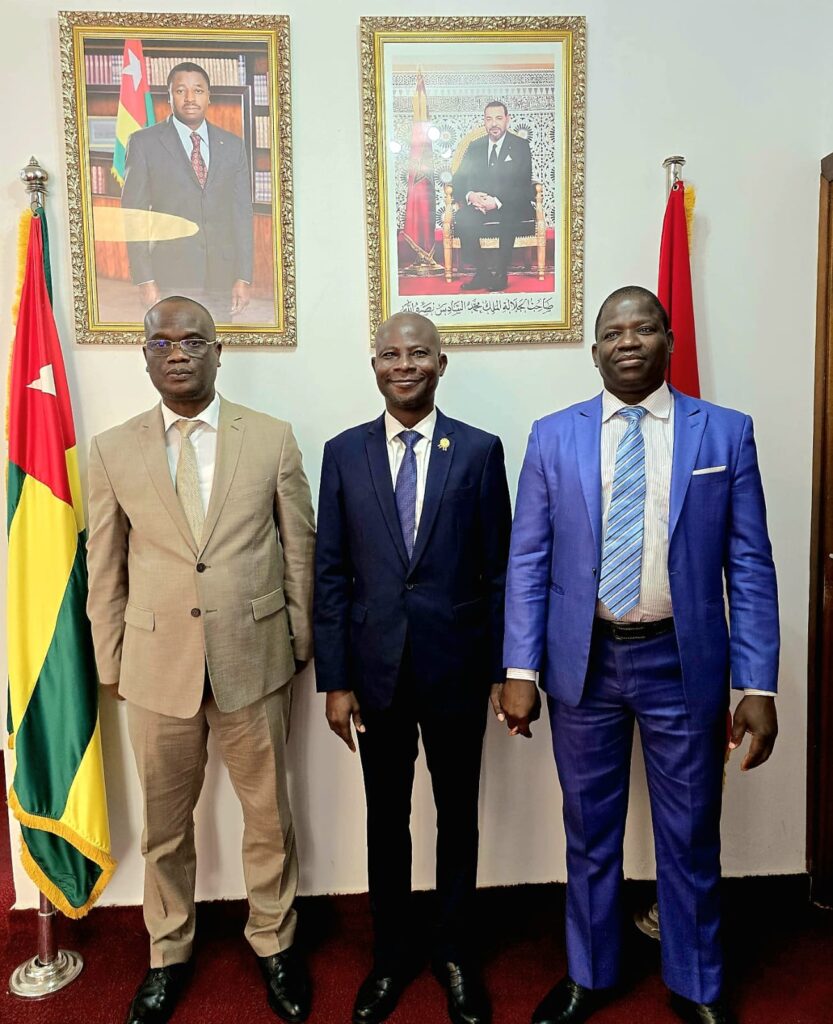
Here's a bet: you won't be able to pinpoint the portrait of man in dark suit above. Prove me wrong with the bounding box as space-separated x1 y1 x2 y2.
314 312 512 1024
452 101 533 292
120 62 254 323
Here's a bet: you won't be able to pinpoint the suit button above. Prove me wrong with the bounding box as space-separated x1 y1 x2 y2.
405 583 415 590
196 563 206 573
191 608 201 617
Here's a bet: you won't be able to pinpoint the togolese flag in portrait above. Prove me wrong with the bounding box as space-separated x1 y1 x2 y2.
6 207 116 917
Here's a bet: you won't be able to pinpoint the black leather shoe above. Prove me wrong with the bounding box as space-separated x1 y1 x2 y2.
461 274 493 291
352 970 407 1024
258 948 311 1023
532 976 606 1024
124 963 191 1024
670 993 736 1024
489 273 509 292
433 961 492 1024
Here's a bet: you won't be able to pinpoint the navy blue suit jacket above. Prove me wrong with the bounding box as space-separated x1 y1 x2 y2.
503 388 780 713
314 410 512 712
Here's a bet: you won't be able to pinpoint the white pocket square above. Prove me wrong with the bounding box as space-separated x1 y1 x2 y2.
504 154 512 161
692 466 726 476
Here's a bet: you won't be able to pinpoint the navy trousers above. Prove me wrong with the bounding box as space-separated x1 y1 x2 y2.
548 626 727 1003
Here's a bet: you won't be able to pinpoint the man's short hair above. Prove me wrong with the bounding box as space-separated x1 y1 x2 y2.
484 100 509 117
167 61 211 90
594 286 670 338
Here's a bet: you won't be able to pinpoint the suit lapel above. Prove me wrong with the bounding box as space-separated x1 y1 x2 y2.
203 123 225 190
366 415 410 568
159 117 206 190
409 411 455 572
137 405 198 554
199 398 245 555
574 397 603 558
669 388 707 538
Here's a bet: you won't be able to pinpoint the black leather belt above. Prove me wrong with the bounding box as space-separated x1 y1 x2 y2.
594 617 675 642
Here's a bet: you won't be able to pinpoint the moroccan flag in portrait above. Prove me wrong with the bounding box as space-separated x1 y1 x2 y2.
6 208 116 917
112 38 155 185
401 70 438 267
658 180 700 397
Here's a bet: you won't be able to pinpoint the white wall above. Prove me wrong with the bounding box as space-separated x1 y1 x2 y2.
1 0 827 909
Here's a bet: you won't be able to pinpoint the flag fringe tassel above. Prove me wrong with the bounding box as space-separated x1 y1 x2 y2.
8 785 117 919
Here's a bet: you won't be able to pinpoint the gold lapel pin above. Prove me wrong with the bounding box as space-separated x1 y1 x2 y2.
438 437 451 451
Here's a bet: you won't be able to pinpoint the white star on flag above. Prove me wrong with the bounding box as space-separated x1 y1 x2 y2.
122 48 142 91
26 363 56 397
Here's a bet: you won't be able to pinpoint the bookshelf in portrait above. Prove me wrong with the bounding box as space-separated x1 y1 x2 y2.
61 11 295 345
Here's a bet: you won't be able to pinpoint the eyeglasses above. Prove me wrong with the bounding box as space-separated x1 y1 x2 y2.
145 338 218 357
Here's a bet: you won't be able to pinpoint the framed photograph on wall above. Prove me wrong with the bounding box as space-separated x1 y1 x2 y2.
60 10 295 345
361 16 586 346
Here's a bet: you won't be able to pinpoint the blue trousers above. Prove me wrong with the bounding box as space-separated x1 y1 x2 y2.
548 627 727 1003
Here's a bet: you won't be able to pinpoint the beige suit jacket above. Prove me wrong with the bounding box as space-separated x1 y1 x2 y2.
86 397 315 718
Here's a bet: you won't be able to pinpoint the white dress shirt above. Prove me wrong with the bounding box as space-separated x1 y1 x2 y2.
508 383 772 697
598 382 674 622
385 408 436 548
172 115 210 169
161 392 220 514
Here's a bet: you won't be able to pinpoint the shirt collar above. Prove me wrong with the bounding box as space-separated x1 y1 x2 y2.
384 408 437 444
172 115 209 149
602 381 672 423
490 134 507 157
162 392 221 433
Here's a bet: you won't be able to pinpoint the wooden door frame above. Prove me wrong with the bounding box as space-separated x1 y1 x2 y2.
808 153 833 907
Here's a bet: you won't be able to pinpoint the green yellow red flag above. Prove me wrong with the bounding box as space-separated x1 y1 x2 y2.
112 38 155 185
6 208 115 917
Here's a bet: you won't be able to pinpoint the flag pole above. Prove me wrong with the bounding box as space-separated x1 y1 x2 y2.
8 157 84 999
632 153 688 947
662 154 686 199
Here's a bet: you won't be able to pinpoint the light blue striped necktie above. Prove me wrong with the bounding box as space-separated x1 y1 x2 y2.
394 430 421 557
598 405 648 619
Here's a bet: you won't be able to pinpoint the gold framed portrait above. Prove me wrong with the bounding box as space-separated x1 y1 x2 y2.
361 16 586 346
60 10 295 345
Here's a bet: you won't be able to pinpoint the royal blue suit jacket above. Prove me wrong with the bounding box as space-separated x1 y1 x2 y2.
314 410 511 712
503 388 779 712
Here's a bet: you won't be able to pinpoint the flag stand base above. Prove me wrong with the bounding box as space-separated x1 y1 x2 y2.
9 949 84 998
634 901 661 941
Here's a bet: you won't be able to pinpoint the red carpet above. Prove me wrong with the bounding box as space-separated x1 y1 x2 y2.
1 879 831 1023
2 762 832 1023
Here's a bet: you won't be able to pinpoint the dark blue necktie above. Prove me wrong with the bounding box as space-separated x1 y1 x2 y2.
394 430 420 557
598 406 648 618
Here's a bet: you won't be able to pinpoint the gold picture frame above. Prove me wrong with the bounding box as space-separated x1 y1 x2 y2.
361 16 586 346
60 10 295 345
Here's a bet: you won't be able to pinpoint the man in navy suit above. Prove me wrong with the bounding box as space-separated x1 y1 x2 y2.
501 287 779 1024
452 101 533 292
314 312 511 1024
121 62 253 322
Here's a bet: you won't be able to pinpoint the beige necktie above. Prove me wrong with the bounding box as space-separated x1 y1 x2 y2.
174 419 204 543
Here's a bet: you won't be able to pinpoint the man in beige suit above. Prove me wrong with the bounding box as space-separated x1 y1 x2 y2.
86 296 315 1024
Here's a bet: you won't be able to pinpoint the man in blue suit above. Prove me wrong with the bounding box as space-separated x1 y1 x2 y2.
314 312 511 1024
501 286 779 1024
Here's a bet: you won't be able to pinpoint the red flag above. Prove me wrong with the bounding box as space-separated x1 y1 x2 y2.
401 71 437 266
658 181 700 397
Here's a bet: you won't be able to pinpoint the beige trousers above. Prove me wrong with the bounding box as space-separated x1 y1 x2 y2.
127 685 298 967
